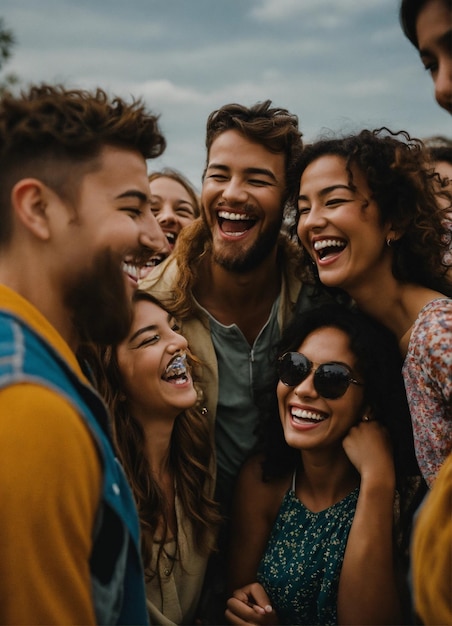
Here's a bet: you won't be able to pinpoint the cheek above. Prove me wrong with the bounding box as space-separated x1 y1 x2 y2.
296 218 308 244
179 216 194 228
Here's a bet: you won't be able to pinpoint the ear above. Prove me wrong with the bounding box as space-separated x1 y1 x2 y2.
361 405 375 423
11 179 52 240
385 224 403 245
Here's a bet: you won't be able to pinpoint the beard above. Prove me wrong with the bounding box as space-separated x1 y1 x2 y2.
64 249 133 346
213 220 282 273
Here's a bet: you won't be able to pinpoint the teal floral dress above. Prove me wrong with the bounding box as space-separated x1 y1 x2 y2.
257 477 359 625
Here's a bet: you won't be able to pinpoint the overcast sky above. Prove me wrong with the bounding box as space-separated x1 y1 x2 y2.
2 0 450 192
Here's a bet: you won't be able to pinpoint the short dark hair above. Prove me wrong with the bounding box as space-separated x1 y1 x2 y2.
204 99 303 202
0 83 166 245
400 0 452 48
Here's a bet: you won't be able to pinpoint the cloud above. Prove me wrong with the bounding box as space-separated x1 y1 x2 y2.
250 0 392 22
2 0 448 189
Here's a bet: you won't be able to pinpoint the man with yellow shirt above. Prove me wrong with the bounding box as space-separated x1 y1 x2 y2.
0 84 167 624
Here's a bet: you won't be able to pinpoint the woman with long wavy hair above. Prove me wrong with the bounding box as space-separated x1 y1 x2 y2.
90 290 220 625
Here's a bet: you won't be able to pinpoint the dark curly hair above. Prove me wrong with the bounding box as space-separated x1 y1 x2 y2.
0 83 166 245
256 303 426 565
293 127 452 296
258 304 418 480
204 100 303 206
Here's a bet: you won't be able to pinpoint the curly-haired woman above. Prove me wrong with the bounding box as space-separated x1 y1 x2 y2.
296 128 452 488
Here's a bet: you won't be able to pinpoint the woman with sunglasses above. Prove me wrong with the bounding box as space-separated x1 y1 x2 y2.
225 304 422 626
83 291 220 625
296 128 452 490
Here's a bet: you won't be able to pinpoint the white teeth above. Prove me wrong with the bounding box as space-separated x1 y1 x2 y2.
123 262 139 279
165 232 176 243
313 239 345 251
291 408 326 422
218 211 254 221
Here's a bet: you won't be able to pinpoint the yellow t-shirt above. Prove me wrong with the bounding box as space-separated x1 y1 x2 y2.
0 286 102 624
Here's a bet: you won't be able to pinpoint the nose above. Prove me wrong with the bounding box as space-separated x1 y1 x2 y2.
435 58 452 113
168 332 188 354
297 206 327 242
294 370 318 399
221 177 248 205
140 210 171 256
157 203 177 227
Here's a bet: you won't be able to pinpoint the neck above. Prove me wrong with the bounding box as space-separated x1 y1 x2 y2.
138 412 175 478
197 247 281 307
349 279 443 349
0 259 78 350
297 446 359 511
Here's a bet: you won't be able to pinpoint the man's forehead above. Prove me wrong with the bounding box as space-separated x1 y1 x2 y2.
207 130 285 170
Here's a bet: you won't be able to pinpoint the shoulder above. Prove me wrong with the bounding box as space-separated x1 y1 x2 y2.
410 298 452 357
0 383 101 499
235 454 290 520
415 298 452 329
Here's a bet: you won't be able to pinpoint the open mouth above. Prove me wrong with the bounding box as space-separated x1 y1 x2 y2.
217 210 257 237
165 232 176 246
162 352 190 385
291 407 328 423
313 238 347 260
123 254 167 281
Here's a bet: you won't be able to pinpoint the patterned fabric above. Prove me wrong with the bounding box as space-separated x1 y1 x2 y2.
257 485 359 625
402 298 452 487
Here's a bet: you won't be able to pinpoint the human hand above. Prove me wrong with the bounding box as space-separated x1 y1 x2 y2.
225 582 279 625
342 420 395 485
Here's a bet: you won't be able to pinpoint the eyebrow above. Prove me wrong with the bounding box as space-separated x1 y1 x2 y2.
206 163 278 182
150 194 193 206
128 313 173 343
419 29 452 59
298 184 352 202
116 190 150 205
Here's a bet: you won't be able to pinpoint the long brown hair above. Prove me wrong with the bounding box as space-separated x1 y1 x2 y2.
84 291 220 582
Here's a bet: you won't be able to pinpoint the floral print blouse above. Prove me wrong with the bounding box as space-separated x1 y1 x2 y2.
257 481 359 625
402 298 452 488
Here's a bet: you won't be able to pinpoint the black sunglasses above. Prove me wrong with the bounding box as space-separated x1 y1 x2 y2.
278 352 363 399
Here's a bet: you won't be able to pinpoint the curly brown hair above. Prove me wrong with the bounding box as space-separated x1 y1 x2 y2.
0 83 166 245
294 128 452 296
204 100 303 205
82 291 220 584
